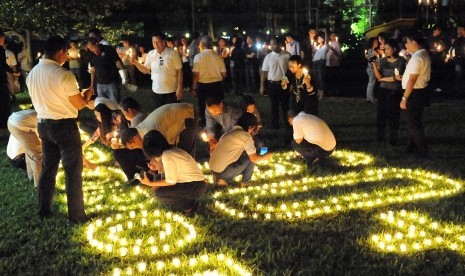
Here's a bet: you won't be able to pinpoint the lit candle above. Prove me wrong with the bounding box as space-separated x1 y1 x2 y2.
302 68 309 75
213 46 218 52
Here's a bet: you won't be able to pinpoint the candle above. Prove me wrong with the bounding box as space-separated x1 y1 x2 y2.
302 68 309 75
200 132 208 142
394 68 399 76
213 46 217 52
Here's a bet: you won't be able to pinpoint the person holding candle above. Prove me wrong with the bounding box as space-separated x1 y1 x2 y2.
131 32 183 110
287 55 317 116
396 30 431 158
312 32 328 100
118 37 137 85
121 103 197 157
139 130 207 215
204 94 242 153
371 39 406 146
67 41 81 84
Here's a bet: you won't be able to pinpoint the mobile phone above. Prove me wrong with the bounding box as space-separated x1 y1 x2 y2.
260 147 268 155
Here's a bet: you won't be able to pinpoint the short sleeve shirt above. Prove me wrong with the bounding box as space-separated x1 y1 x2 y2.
402 49 431 89
209 126 256 173
89 45 120 84
293 112 336 151
261 51 290 81
26 59 80 119
192 49 226 83
144 47 182 94
136 103 195 145
162 148 205 184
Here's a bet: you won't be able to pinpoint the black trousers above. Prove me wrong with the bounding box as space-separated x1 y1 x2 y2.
153 180 207 211
377 87 402 144
37 119 86 222
267 81 290 129
198 81 224 122
114 148 147 180
152 92 178 110
291 139 333 164
405 88 429 154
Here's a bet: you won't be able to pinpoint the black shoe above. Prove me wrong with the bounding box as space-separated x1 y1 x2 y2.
69 215 90 224
184 202 201 217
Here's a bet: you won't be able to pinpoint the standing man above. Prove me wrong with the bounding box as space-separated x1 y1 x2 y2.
192 35 227 126
260 37 291 129
287 109 336 169
87 37 124 103
26 36 92 223
132 32 183 110
398 30 431 158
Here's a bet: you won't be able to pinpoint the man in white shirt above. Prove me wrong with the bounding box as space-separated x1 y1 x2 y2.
210 113 271 187
121 103 196 156
7 109 41 187
260 37 291 129
192 35 227 125
26 36 92 223
398 30 431 157
288 109 336 168
132 32 183 110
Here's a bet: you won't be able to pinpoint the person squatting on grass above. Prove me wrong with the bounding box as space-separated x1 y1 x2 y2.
204 94 242 153
397 30 431 158
209 112 272 187
7 109 42 187
26 36 93 224
119 103 197 180
138 130 207 215
287 109 336 169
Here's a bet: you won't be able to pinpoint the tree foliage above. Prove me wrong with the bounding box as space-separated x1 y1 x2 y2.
0 0 126 37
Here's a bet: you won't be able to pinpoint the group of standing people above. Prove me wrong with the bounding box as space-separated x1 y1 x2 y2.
365 29 433 157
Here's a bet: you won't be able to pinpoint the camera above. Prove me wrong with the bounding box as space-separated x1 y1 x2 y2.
369 56 377 62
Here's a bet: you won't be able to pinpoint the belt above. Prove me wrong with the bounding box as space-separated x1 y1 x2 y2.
38 118 75 124
268 80 281 84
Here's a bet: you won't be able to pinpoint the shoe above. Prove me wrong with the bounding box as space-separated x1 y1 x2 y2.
213 175 229 187
240 182 251 188
184 202 201 217
69 215 90 224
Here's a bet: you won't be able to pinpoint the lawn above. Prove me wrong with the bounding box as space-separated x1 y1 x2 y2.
1 86 464 275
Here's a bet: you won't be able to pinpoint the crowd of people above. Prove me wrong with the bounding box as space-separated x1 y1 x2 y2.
1 22 463 223
364 24 465 157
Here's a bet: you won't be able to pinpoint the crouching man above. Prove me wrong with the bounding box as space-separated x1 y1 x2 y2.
139 130 207 215
287 109 336 168
209 113 271 187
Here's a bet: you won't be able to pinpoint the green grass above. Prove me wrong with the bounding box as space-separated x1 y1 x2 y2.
1 87 464 275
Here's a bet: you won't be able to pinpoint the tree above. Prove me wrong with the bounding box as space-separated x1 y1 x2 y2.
0 0 127 70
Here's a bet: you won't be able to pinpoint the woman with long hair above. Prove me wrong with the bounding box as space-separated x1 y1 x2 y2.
372 39 406 145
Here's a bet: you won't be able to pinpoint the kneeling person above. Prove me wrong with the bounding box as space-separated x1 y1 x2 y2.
139 130 207 214
288 109 336 167
209 113 271 186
